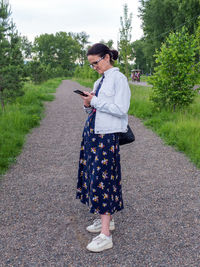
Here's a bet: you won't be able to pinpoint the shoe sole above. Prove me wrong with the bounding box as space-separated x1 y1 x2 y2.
86 242 113 252
86 225 115 233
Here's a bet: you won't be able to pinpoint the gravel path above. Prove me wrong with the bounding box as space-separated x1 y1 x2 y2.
0 80 199 267
129 81 152 87
129 81 200 92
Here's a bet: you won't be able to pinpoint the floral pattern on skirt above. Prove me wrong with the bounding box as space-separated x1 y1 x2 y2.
76 110 124 215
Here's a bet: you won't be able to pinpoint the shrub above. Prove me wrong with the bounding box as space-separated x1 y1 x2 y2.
28 60 48 84
149 27 199 111
74 64 99 82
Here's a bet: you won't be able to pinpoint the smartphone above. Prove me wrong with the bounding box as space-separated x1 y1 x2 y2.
73 89 88 97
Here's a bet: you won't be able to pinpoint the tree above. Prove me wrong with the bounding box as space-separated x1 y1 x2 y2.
75 31 90 66
196 17 200 83
0 0 25 109
34 32 81 76
20 36 33 60
196 17 200 59
28 60 48 84
139 0 200 68
118 4 133 78
74 63 99 82
149 27 199 111
132 38 147 73
99 39 114 49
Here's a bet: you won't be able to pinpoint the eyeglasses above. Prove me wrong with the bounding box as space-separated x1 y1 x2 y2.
89 55 105 68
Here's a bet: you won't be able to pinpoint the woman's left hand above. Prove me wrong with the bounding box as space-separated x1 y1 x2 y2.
81 91 94 106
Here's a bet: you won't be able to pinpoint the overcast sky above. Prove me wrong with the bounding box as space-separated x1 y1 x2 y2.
9 0 143 48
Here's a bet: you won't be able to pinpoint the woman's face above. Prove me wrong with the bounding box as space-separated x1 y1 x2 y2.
88 54 112 74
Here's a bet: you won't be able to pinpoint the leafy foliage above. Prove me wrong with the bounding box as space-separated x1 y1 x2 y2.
196 17 200 58
27 60 48 84
74 63 99 82
118 4 133 78
0 0 25 109
132 38 148 73
139 0 200 70
74 31 90 66
149 27 199 110
33 32 81 77
99 39 114 49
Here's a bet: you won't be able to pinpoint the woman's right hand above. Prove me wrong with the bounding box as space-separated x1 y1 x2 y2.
82 91 94 107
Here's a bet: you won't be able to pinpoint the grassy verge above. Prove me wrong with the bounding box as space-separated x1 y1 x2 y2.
140 75 149 82
0 78 63 175
72 77 94 88
129 84 200 168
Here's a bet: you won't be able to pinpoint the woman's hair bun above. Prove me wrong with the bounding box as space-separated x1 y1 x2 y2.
87 43 118 63
110 50 118 60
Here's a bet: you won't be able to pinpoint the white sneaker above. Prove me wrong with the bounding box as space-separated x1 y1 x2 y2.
86 233 113 252
86 219 115 233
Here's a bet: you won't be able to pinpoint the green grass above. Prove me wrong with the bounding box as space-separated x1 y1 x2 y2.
72 77 94 89
140 75 149 82
0 78 63 175
129 84 200 168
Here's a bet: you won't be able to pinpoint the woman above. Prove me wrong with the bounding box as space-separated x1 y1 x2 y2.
76 43 131 252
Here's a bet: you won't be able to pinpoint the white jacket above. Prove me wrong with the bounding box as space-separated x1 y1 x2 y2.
84 67 131 134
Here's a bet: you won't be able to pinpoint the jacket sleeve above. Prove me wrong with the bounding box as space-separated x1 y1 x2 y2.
90 75 131 118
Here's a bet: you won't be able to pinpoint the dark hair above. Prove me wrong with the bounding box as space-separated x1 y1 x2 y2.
87 43 118 64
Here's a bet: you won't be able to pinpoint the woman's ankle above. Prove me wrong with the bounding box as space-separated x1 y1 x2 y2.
101 214 111 237
101 230 111 237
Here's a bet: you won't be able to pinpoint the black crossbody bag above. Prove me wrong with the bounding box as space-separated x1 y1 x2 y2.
119 125 135 145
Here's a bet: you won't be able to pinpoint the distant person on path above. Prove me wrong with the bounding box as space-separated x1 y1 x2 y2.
76 43 131 252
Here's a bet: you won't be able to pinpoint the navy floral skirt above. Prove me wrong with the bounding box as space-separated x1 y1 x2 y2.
76 110 124 215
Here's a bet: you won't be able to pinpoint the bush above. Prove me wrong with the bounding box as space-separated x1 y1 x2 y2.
149 27 199 111
0 2 25 109
74 64 99 82
28 60 48 84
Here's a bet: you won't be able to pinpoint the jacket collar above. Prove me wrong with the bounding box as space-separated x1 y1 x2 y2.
103 67 119 77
